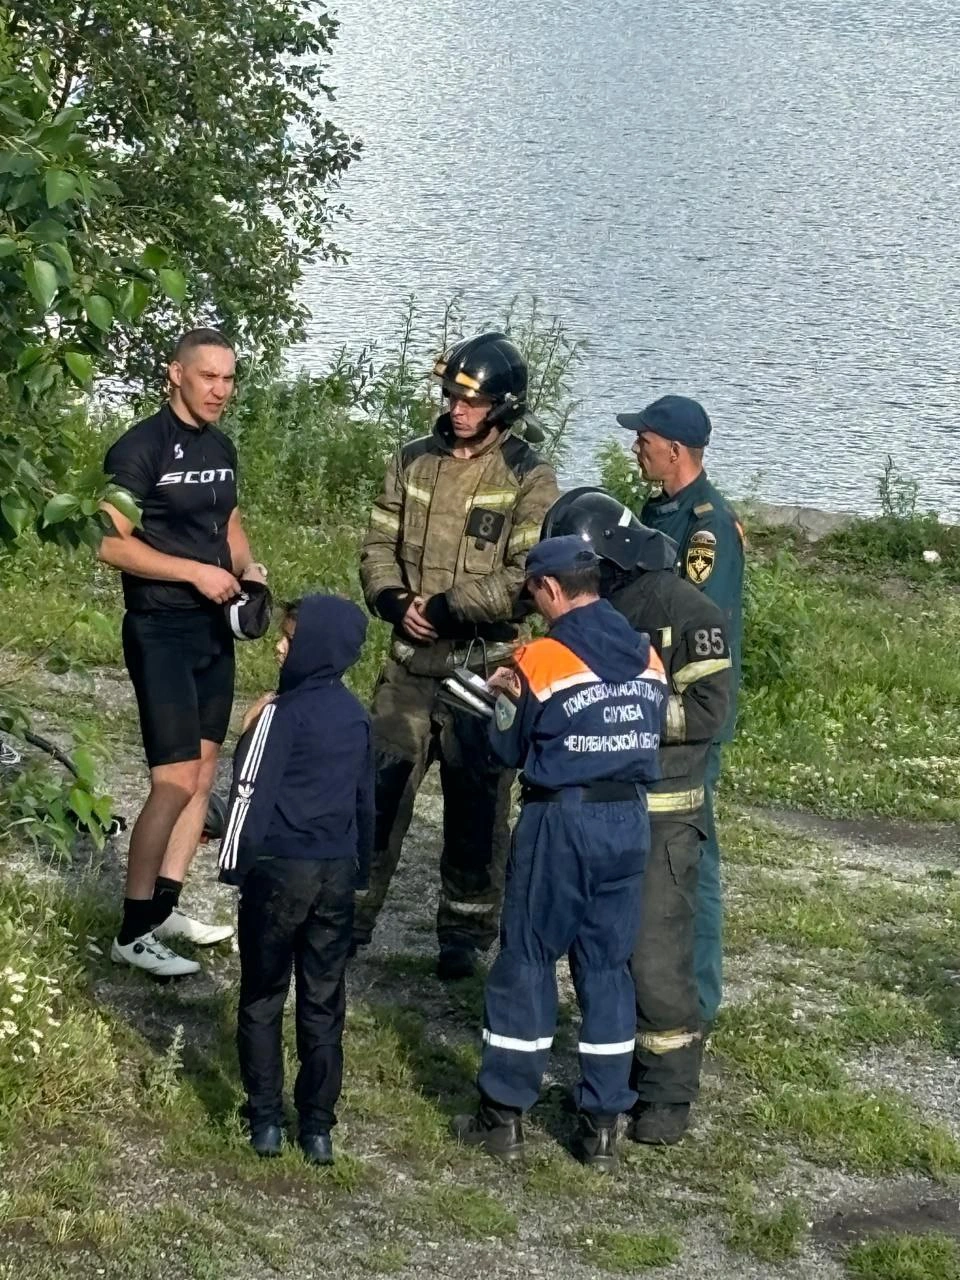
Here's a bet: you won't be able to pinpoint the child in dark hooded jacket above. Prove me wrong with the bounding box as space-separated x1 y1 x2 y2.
219 594 374 1164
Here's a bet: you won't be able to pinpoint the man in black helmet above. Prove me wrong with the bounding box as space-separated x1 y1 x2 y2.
357 332 559 979
541 488 731 1145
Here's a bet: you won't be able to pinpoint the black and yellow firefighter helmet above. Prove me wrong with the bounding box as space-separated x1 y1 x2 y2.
432 331 528 428
541 487 678 572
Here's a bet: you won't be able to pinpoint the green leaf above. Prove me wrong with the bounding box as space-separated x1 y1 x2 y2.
93 794 115 824
24 217 68 244
85 294 114 331
118 278 152 322
63 350 93 385
68 785 94 827
0 103 30 131
0 236 17 258
71 748 97 788
141 244 169 270
44 168 77 207
157 267 187 304
0 153 36 177
26 360 57 397
43 241 74 276
23 257 58 311
6 177 40 210
103 486 142 528
42 493 80 526
37 113 82 156
0 493 30 537
17 345 45 370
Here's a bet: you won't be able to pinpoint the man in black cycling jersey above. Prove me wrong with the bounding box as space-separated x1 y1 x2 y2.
99 328 265 978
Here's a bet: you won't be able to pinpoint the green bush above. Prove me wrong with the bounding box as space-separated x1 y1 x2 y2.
0 877 121 1139
740 550 811 697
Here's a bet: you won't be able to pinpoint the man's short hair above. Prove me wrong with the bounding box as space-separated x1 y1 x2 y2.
531 564 601 599
171 328 235 363
283 598 301 623
686 445 705 466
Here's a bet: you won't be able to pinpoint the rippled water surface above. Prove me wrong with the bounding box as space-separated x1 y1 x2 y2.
296 0 960 514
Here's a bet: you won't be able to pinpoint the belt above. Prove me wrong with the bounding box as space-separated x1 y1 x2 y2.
520 781 645 805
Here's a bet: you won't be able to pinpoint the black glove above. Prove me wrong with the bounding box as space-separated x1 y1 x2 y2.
421 592 457 635
374 589 415 628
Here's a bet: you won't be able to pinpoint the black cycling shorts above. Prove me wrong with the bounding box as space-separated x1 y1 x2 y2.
122 609 235 768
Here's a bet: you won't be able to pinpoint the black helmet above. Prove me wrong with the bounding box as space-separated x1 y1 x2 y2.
540 487 678 572
202 792 228 842
432 331 528 427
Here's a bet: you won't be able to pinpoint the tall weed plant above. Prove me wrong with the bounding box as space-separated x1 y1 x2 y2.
0 878 120 1139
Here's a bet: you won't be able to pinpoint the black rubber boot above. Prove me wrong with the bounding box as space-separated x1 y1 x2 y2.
437 944 476 981
451 1103 524 1161
250 1123 283 1158
576 1113 619 1172
299 1131 334 1166
627 1102 691 1146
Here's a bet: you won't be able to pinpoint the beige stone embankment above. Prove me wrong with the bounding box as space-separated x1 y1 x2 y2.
738 499 857 542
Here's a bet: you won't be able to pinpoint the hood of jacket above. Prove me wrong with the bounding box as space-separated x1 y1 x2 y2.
279 594 368 693
548 597 650 684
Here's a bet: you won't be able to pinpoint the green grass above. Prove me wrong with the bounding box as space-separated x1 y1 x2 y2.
577 1228 682 1271
355 1242 411 1273
846 1232 960 1280
725 1182 806 1261
405 1185 518 1240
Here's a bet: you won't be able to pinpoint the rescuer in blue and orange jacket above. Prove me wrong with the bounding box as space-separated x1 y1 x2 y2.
452 535 667 1171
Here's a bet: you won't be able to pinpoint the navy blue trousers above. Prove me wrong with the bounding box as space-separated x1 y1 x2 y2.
478 798 647 1117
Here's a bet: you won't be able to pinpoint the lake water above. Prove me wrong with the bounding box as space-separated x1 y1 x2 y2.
295 0 960 516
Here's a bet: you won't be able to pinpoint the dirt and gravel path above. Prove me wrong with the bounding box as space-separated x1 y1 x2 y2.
3 663 959 1279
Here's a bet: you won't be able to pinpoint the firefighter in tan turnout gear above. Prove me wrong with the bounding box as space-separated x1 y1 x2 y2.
356 332 559 979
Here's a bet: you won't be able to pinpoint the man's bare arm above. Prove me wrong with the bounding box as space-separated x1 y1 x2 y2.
98 502 241 605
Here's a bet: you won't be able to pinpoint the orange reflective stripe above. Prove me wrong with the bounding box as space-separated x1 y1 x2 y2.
515 638 598 703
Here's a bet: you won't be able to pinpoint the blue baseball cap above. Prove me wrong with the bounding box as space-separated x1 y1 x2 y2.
525 535 600 579
615 394 712 448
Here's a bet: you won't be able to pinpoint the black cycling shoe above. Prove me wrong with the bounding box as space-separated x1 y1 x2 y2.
437 945 476 981
451 1104 524 1161
250 1123 283 1158
576 1113 619 1171
627 1102 691 1146
299 1131 334 1166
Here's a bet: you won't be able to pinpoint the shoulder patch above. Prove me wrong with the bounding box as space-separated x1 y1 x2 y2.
685 538 716 585
693 502 714 517
494 694 517 731
689 529 717 548
499 434 544 483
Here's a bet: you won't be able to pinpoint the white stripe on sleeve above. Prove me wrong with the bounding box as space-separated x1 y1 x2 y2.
220 704 277 870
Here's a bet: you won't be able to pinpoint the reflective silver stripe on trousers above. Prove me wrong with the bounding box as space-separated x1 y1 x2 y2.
439 895 495 916
483 1029 553 1052
637 1029 702 1055
578 1039 636 1055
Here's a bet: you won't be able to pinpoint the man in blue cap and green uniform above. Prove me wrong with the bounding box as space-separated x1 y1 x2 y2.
615 395 744 1030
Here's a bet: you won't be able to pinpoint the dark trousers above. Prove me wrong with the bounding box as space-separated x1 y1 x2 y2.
695 745 724 1023
355 659 513 950
237 856 354 1133
631 817 704 1104
479 799 647 1117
